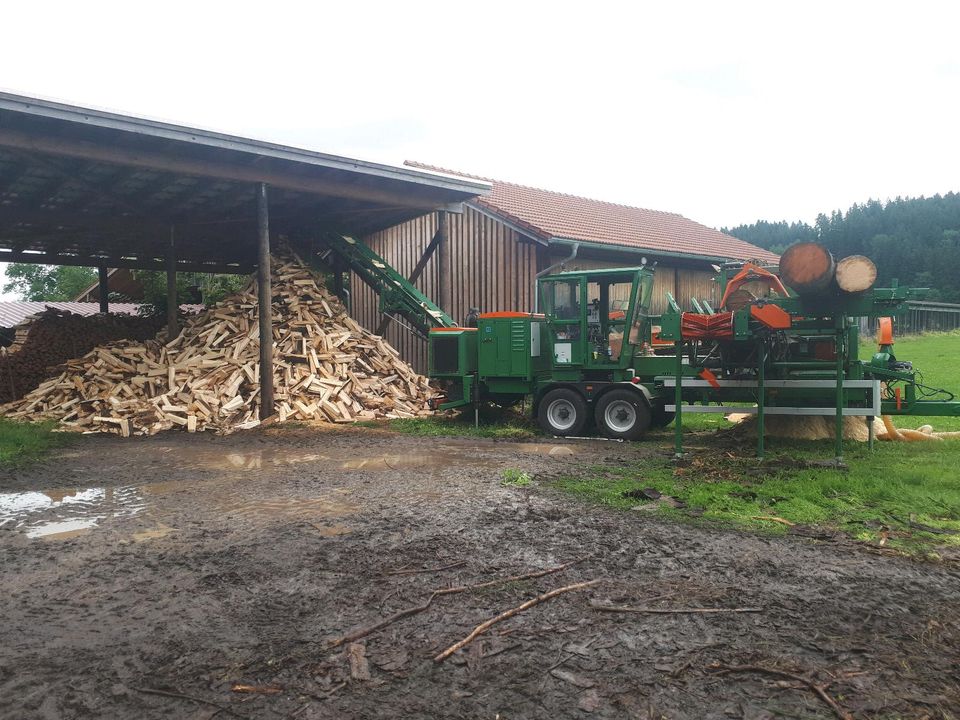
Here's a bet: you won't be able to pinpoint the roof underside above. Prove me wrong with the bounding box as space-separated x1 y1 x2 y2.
0 93 489 273
406 162 779 264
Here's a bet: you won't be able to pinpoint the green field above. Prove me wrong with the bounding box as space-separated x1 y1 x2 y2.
552 331 960 555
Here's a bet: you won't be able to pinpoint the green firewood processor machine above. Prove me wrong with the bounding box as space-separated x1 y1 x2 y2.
320 234 960 460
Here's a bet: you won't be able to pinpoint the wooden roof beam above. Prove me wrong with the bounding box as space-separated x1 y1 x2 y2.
0 248 253 274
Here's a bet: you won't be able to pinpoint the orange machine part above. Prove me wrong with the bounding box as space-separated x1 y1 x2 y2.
699 368 721 389
877 317 894 346
477 311 546 319
719 263 790 310
749 304 792 330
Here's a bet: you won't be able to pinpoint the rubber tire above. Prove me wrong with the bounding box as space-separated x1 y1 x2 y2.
537 388 588 437
650 403 676 428
595 389 652 440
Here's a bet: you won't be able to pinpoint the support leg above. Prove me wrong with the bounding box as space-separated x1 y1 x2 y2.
166 228 177 339
257 183 275 420
835 328 844 462
674 341 683 458
97 265 109 314
757 341 766 459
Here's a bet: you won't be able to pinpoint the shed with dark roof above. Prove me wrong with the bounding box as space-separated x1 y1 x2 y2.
351 163 777 371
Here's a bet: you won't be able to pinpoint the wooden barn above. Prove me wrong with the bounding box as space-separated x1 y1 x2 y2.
351 163 778 372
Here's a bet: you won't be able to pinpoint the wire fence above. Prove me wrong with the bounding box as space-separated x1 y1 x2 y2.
858 301 960 336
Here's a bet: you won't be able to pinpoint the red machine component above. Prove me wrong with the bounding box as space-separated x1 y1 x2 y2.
680 312 734 340
699 368 721 389
878 316 894 346
718 262 790 310
749 303 792 330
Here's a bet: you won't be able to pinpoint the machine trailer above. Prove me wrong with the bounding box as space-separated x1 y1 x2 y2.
319 234 960 460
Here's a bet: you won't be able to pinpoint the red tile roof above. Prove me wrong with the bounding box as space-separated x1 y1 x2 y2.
407 162 778 263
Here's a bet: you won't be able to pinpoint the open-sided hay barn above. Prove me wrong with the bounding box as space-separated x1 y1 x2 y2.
352 163 778 372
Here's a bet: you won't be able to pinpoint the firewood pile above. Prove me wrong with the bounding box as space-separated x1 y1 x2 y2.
0 309 165 404
1 252 435 436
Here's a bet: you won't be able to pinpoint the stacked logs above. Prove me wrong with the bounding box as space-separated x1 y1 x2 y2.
778 242 878 295
1 251 435 436
0 309 166 404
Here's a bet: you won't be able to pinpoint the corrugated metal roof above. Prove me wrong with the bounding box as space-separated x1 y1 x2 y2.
0 92 489 274
406 162 779 263
0 302 200 328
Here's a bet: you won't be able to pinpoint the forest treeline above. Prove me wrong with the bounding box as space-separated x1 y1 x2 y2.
724 192 960 302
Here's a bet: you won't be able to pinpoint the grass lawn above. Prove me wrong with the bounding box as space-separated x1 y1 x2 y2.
0 419 73 467
876 331 960 432
550 331 960 555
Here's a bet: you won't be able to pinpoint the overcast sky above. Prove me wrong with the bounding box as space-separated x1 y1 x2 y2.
2 1 959 277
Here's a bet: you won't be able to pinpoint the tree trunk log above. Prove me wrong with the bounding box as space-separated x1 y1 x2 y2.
778 242 835 295
835 255 877 293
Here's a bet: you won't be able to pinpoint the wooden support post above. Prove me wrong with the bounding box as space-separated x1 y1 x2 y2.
257 183 275 419
166 228 177 339
438 210 451 317
97 265 109 314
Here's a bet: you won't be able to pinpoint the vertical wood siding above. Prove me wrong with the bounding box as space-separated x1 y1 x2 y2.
353 212 722 373
354 207 539 373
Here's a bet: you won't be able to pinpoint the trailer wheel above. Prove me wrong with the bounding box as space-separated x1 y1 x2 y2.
538 388 588 437
595 389 651 440
650 403 676 428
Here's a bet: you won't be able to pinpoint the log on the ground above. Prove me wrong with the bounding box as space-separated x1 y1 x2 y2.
778 241 835 295
834 255 877 293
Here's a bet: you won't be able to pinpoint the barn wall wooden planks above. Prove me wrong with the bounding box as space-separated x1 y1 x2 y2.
354 209 724 373
355 207 539 373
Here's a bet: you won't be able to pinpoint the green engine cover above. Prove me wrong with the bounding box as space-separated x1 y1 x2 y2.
477 315 544 380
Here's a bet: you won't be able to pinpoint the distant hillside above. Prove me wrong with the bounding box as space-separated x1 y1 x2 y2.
724 193 960 302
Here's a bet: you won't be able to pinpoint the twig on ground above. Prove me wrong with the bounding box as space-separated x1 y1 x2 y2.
328 556 590 648
434 579 600 663
132 686 249 719
751 516 796 527
708 664 853 720
384 560 466 576
592 605 762 615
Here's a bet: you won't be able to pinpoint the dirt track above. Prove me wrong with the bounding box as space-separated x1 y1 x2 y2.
1 427 958 719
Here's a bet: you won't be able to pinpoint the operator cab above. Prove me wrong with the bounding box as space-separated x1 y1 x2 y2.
538 267 655 373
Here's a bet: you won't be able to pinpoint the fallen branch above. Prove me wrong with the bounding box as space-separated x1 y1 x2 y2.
132 686 249 719
328 556 589 648
709 664 852 720
231 684 282 694
593 605 762 615
384 560 466 576
434 579 600 663
751 515 796 527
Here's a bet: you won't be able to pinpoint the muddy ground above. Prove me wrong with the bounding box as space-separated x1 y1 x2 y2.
1 427 957 719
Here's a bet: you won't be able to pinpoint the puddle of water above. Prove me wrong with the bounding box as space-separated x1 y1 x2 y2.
515 444 575 456
216 496 357 520
26 518 101 540
132 523 176 543
0 486 146 541
310 522 352 537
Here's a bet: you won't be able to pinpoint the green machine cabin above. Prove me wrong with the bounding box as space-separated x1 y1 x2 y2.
429 266 671 439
